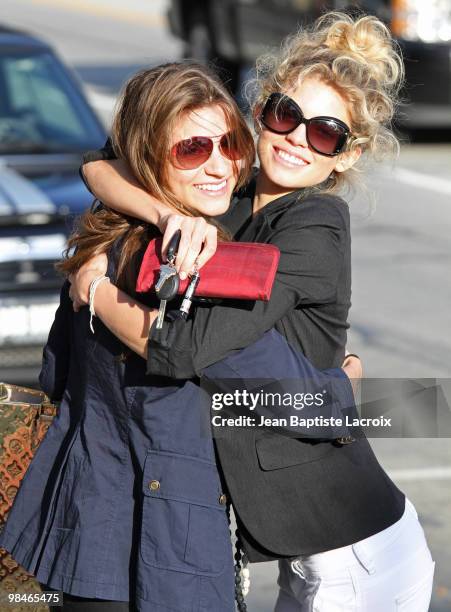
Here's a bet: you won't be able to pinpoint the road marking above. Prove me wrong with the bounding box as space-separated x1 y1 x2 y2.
393 167 451 197
30 0 166 27
388 466 451 482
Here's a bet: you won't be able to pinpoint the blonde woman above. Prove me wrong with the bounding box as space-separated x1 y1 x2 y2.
74 13 434 612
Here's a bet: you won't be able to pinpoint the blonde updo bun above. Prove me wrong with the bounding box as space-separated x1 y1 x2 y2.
250 11 405 195
323 13 402 90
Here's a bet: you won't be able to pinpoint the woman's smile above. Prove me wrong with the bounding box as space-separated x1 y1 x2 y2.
273 146 311 168
194 178 228 195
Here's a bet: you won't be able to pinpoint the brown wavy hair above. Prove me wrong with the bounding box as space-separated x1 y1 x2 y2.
57 62 255 294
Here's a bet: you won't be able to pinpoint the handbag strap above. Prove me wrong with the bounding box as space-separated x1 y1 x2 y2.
0 382 50 405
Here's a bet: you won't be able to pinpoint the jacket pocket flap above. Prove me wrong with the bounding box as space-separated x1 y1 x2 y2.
142 450 225 509
255 433 334 470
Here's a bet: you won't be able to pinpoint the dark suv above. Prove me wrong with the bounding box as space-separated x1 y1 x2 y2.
168 0 451 127
0 27 106 385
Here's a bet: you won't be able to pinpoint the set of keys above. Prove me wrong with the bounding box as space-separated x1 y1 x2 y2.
155 230 201 329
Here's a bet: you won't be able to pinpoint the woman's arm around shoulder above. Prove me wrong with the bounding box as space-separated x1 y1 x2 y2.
81 139 173 226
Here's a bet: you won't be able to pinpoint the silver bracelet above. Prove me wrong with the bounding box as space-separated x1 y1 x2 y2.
88 275 110 333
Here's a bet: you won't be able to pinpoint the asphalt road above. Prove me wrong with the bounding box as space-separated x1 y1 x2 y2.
1 1 451 609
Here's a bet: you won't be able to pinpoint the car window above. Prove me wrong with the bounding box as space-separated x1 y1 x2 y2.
0 50 104 153
6 55 86 137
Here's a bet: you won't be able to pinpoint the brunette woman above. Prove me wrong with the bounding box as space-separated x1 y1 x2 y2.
0 63 255 612
75 13 434 612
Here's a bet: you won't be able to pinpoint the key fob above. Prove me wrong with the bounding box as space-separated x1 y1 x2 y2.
166 230 182 264
156 274 180 301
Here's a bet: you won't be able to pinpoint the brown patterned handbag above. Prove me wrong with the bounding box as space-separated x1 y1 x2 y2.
0 383 57 610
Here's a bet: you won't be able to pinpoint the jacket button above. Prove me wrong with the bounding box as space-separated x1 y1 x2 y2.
219 493 227 505
149 480 160 491
335 436 355 445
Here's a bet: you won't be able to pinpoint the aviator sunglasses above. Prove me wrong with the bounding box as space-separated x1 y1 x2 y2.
170 131 242 170
260 92 351 157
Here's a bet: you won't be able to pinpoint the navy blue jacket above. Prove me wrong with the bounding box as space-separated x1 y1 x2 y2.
0 278 235 611
0 274 356 609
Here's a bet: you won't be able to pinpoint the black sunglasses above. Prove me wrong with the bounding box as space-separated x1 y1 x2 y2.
260 93 351 157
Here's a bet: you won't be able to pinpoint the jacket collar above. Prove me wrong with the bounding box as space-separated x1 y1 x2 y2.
224 173 330 240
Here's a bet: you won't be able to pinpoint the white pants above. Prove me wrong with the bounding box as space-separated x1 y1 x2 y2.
275 498 434 612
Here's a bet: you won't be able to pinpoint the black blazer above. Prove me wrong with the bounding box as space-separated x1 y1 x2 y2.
147 184 405 560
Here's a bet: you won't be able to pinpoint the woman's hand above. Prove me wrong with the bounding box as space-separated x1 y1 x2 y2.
83 160 219 279
342 354 363 397
158 213 218 280
68 253 108 312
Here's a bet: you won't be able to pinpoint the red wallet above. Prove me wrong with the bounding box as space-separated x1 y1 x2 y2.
136 238 280 301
